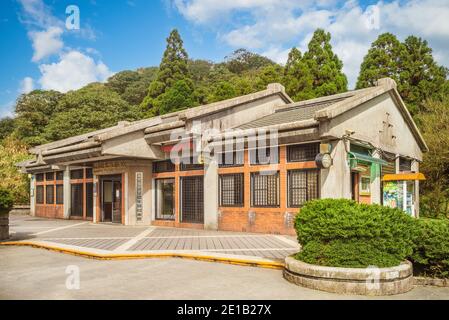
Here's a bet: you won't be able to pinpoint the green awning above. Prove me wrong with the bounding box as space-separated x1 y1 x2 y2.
348 152 389 166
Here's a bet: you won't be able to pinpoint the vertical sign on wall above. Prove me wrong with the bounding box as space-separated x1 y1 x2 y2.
136 172 143 221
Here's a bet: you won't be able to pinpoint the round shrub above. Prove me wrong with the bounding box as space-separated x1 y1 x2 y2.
294 199 417 268
411 218 449 279
0 187 14 214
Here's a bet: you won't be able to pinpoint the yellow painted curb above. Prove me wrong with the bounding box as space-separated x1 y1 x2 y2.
0 241 284 270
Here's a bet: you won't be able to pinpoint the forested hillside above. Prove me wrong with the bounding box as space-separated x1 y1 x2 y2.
0 28 448 217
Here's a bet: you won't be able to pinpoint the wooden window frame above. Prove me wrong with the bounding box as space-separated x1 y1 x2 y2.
219 173 244 207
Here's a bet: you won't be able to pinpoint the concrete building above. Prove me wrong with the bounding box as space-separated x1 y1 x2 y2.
18 78 428 235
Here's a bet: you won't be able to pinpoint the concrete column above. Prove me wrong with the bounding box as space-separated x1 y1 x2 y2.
92 174 97 223
371 150 381 205
203 155 219 230
29 174 35 216
320 140 351 199
63 166 71 219
124 171 129 225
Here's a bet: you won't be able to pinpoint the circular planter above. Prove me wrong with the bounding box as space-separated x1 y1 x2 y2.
0 210 10 241
284 256 413 296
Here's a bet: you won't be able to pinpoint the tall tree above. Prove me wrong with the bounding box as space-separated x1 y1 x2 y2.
302 29 348 97
224 49 275 74
141 29 195 115
43 83 135 141
415 96 449 218
14 90 63 146
356 33 404 89
0 136 31 203
398 36 448 114
0 117 15 142
283 47 314 101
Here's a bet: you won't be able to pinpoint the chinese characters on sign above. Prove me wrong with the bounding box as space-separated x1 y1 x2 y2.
136 172 143 221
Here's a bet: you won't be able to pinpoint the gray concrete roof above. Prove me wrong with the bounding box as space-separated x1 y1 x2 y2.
236 88 373 130
237 99 341 130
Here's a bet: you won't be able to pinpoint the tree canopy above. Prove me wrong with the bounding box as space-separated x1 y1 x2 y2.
357 33 448 114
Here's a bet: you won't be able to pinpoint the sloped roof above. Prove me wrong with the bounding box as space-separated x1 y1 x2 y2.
237 88 373 130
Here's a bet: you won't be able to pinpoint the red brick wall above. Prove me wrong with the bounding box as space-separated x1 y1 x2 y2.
217 146 315 235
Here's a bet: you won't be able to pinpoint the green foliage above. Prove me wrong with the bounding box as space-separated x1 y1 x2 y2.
0 187 14 213
224 49 275 74
283 47 314 101
43 83 136 141
357 33 448 114
399 36 449 114
208 81 237 103
415 97 449 218
356 33 403 89
0 136 31 204
0 117 15 141
152 79 196 115
302 29 348 97
106 67 158 105
14 90 63 146
411 218 449 278
294 199 417 268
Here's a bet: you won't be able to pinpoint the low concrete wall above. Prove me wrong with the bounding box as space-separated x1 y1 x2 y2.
0 211 9 240
414 276 449 287
10 205 30 216
284 256 413 296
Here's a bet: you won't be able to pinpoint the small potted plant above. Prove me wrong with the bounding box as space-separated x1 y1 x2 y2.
0 187 14 240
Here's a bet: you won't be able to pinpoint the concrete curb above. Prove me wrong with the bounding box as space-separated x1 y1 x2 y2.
0 241 284 270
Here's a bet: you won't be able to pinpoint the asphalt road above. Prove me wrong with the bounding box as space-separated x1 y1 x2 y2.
1 246 449 300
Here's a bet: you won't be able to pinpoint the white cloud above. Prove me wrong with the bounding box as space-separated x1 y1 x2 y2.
29 26 64 61
38 51 113 93
175 0 449 88
19 77 35 94
18 0 62 29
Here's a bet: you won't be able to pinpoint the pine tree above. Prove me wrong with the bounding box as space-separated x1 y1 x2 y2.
302 29 347 97
356 33 404 89
356 33 448 114
399 36 448 114
282 47 314 101
141 29 195 115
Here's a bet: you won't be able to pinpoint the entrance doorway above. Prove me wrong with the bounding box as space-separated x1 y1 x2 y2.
100 175 122 223
351 172 359 202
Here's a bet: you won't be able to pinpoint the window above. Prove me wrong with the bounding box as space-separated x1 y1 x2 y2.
218 151 244 167
153 160 175 173
56 185 64 204
56 171 64 181
181 176 204 223
35 173 44 182
399 157 412 172
45 185 54 204
360 176 371 194
219 174 244 207
86 168 93 179
287 143 319 162
155 178 175 220
288 169 319 207
45 172 54 181
36 185 44 204
250 146 279 165
70 169 84 179
251 172 279 207
180 156 204 171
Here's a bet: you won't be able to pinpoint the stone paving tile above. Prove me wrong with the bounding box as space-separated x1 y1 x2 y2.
8 214 300 260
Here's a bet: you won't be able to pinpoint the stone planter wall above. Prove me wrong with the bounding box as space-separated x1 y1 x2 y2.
0 210 9 240
284 256 413 296
9 205 30 216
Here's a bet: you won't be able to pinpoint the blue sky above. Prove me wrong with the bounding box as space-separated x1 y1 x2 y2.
1 0 449 118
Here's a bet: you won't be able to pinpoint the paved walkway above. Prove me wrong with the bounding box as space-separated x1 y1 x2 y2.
6 214 299 263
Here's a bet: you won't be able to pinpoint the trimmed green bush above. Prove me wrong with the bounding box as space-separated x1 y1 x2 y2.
294 199 417 268
411 218 449 278
0 187 14 214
